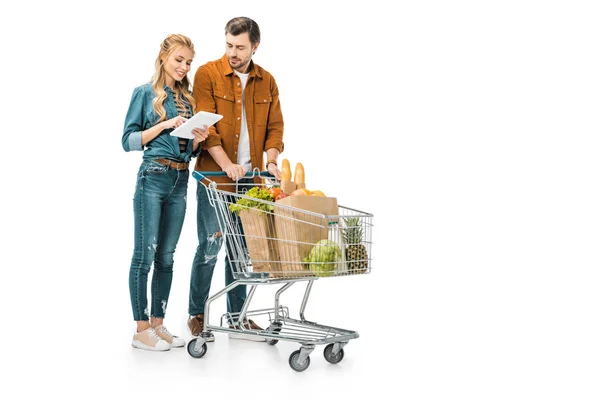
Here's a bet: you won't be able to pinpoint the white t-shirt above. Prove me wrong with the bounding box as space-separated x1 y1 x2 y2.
233 70 251 171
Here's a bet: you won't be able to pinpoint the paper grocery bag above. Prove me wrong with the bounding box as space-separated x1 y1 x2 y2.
238 209 280 275
280 180 306 195
273 196 339 277
280 180 297 195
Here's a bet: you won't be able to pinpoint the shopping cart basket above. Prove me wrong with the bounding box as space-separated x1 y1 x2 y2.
187 170 373 372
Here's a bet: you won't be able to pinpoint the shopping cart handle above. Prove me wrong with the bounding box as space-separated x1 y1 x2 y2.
193 171 274 181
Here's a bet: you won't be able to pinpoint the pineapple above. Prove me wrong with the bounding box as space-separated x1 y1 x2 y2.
343 217 368 274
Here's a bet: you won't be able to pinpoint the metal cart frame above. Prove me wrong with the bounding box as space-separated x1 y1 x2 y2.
187 170 373 372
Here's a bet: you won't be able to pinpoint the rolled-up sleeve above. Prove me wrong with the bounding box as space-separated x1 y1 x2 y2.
122 87 145 152
264 77 284 153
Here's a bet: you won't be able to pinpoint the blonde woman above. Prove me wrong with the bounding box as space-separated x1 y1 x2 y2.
122 34 208 351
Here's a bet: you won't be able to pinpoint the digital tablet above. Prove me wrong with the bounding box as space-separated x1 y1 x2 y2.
169 111 223 139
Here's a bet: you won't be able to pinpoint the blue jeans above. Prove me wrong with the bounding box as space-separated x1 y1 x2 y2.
188 179 253 316
129 160 188 321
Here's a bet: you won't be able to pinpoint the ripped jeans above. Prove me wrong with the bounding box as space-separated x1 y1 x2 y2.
188 179 253 316
129 160 188 321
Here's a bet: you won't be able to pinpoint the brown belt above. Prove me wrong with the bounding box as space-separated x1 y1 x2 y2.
153 158 189 171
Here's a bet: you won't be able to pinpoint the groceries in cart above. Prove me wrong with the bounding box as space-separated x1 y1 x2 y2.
226 159 371 278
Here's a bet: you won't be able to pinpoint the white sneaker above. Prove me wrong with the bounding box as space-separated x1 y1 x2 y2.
154 324 185 348
132 327 170 351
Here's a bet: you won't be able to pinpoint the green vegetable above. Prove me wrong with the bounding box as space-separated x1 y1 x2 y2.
304 239 342 277
229 186 274 215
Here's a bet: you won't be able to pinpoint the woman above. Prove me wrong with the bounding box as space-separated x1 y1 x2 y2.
122 34 208 351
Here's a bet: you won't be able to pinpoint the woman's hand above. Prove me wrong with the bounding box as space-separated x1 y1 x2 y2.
192 125 209 145
161 116 188 130
222 163 247 181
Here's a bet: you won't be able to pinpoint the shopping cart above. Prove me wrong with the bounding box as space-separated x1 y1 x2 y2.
187 170 373 372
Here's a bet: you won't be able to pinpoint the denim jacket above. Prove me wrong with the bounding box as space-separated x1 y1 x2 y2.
122 83 196 162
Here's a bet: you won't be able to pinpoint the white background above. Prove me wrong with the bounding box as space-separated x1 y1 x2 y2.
2 0 599 398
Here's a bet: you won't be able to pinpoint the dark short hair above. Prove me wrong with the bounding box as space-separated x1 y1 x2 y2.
225 17 261 45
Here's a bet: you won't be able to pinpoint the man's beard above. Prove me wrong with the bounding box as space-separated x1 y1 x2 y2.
229 57 250 71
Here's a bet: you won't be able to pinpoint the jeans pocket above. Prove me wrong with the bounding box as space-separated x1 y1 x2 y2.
144 161 168 175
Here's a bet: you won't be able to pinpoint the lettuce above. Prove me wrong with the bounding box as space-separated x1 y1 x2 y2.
228 187 274 215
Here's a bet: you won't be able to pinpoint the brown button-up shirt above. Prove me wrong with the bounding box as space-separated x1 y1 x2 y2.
192 54 284 188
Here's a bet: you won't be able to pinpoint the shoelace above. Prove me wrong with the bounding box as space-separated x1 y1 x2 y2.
148 328 162 342
158 325 174 338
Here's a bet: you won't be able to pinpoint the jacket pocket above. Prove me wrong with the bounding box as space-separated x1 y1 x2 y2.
254 90 272 127
214 85 235 125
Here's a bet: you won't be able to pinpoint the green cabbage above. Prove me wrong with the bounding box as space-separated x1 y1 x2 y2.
303 239 342 277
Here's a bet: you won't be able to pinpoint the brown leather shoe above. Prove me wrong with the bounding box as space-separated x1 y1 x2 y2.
243 319 263 330
228 319 265 342
188 314 215 342
228 318 263 330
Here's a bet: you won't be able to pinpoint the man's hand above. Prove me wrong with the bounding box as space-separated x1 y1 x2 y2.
223 163 247 181
267 162 282 180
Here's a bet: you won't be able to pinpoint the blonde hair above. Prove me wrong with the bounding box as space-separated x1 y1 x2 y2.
152 34 196 123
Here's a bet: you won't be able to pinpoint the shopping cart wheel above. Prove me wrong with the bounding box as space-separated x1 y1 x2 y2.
187 339 207 359
323 343 345 364
288 350 311 372
266 327 282 346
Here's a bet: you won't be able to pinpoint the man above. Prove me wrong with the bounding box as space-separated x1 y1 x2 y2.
188 17 284 342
